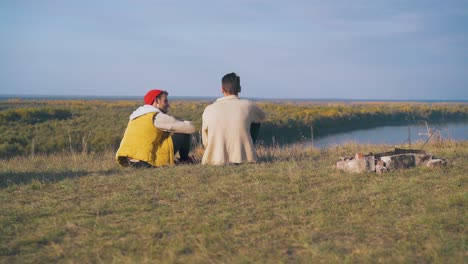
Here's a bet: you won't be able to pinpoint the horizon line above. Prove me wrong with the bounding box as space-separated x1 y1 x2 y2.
0 94 467 103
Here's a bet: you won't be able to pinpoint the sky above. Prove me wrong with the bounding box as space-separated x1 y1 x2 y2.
1 0 468 100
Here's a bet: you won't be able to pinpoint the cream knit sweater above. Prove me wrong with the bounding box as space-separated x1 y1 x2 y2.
202 95 265 165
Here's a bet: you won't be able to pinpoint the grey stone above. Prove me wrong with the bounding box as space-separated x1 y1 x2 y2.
426 159 447 168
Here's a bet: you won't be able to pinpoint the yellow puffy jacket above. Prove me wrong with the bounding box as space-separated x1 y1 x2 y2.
116 112 174 167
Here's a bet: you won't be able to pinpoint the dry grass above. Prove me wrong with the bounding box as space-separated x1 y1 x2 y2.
0 141 467 263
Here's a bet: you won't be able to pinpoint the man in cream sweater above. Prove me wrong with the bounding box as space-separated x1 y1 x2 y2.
202 73 266 165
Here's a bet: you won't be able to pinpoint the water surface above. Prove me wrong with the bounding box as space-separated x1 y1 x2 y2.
312 122 467 148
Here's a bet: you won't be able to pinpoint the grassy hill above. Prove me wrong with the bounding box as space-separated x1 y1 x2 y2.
1 141 466 263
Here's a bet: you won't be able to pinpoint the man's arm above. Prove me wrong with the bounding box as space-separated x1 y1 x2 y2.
201 113 208 148
154 113 195 134
252 104 266 123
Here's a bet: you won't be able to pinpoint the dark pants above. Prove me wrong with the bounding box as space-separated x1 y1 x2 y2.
250 123 261 145
172 133 192 159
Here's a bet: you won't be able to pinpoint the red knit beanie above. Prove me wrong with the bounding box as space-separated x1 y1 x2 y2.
144 90 164 105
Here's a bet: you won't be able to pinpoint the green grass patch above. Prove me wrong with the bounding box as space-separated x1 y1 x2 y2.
1 99 467 157
1 142 466 262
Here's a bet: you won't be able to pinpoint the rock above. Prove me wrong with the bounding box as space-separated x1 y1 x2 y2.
375 160 387 174
339 157 350 161
335 153 365 173
365 155 376 172
334 148 447 174
415 154 433 166
379 154 414 170
426 159 447 168
335 153 375 173
380 156 393 170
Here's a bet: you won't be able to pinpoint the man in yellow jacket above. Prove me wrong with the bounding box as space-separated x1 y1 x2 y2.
116 89 196 168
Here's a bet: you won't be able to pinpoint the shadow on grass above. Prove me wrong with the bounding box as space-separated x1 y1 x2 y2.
0 169 120 188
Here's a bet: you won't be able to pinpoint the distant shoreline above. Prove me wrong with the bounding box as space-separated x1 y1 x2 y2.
0 94 467 103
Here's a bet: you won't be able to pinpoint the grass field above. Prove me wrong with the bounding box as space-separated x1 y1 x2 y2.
1 99 467 157
1 141 466 263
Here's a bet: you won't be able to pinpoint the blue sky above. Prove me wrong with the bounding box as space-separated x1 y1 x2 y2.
1 0 467 100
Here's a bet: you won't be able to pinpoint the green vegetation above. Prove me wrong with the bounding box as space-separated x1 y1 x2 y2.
0 107 72 124
0 142 466 262
258 101 467 144
0 100 136 158
0 99 467 158
0 99 466 262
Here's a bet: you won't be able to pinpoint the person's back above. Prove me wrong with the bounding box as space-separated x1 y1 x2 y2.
202 73 265 165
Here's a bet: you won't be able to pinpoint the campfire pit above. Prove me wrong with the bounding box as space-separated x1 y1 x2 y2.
334 148 447 174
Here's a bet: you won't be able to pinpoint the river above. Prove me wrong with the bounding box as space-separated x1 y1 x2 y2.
311 122 467 148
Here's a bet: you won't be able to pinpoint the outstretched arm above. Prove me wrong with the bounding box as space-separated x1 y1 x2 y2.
154 113 196 134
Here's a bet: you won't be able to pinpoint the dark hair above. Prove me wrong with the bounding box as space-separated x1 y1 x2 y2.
222 72 241 95
156 91 168 101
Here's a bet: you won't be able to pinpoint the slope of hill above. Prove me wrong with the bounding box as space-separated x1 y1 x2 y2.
1 142 466 262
